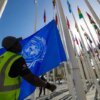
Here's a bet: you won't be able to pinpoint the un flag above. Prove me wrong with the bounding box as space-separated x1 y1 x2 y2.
0 20 67 100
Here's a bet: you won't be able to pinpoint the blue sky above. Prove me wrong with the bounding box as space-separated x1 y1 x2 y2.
0 0 100 48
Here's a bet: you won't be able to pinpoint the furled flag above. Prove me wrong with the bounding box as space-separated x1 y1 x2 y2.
80 25 92 44
66 17 70 29
75 22 79 32
18 20 66 100
77 7 83 19
52 0 56 8
86 12 98 30
79 39 84 49
67 0 72 13
43 9 46 23
74 36 79 45
55 14 58 25
84 33 92 43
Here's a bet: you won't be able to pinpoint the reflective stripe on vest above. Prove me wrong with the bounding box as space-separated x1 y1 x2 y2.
0 55 20 92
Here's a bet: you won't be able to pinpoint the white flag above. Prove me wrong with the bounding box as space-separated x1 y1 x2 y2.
0 0 7 18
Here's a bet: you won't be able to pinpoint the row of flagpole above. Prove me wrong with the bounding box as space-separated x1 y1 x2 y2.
27 0 100 99
55 0 100 99
67 0 100 98
55 0 87 99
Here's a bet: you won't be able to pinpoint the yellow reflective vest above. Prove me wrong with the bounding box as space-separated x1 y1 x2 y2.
0 51 22 100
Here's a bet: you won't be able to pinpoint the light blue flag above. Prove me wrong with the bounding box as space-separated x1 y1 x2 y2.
0 20 67 100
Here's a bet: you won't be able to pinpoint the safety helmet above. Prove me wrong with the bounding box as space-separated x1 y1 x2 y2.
2 36 22 49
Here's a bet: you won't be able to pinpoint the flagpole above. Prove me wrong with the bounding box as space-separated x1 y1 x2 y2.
84 34 100 79
71 6 100 90
56 0 87 99
34 0 38 32
70 30 87 91
84 0 100 28
72 11 92 84
83 17 97 46
97 0 100 4
32 0 38 99
56 5 77 100
25 1 38 99
0 0 8 18
82 16 100 61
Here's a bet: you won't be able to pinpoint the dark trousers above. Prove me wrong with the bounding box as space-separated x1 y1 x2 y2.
39 87 45 97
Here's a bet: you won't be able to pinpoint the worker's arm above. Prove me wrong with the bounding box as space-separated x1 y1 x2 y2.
23 72 56 91
9 57 56 92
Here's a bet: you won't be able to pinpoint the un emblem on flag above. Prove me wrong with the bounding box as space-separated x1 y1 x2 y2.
22 36 46 68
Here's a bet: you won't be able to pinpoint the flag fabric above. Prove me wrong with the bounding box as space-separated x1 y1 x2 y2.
75 22 79 32
79 40 84 49
84 0 100 28
67 0 72 13
0 48 6 55
86 12 98 30
18 20 66 99
43 10 46 23
80 25 84 31
80 25 93 43
0 20 66 100
55 14 58 25
52 0 56 8
74 37 79 45
66 17 70 29
84 33 92 43
77 7 83 19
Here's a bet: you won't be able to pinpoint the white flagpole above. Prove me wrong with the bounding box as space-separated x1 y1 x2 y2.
97 0 100 4
34 0 38 32
30 0 38 99
69 3 100 96
82 17 97 46
56 0 87 100
82 17 100 62
0 0 7 18
57 14 77 100
70 30 87 91
56 5 77 100
72 11 92 84
84 0 100 28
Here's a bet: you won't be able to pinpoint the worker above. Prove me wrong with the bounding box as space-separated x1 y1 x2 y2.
0 36 56 100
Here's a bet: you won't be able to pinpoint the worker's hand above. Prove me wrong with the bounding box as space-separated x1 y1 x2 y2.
45 82 56 92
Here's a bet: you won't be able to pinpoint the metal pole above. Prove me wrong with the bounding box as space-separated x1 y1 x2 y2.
56 0 87 100
72 11 92 84
83 18 97 46
34 0 38 32
56 4 76 100
70 30 87 91
0 0 7 18
97 0 100 4
84 0 100 28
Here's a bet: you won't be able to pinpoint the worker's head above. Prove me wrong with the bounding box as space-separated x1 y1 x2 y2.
2 36 22 53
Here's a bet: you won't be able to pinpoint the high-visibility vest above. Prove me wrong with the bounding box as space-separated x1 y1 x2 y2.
0 51 22 100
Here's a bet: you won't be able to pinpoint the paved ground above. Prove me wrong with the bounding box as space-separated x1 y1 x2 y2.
25 83 97 100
